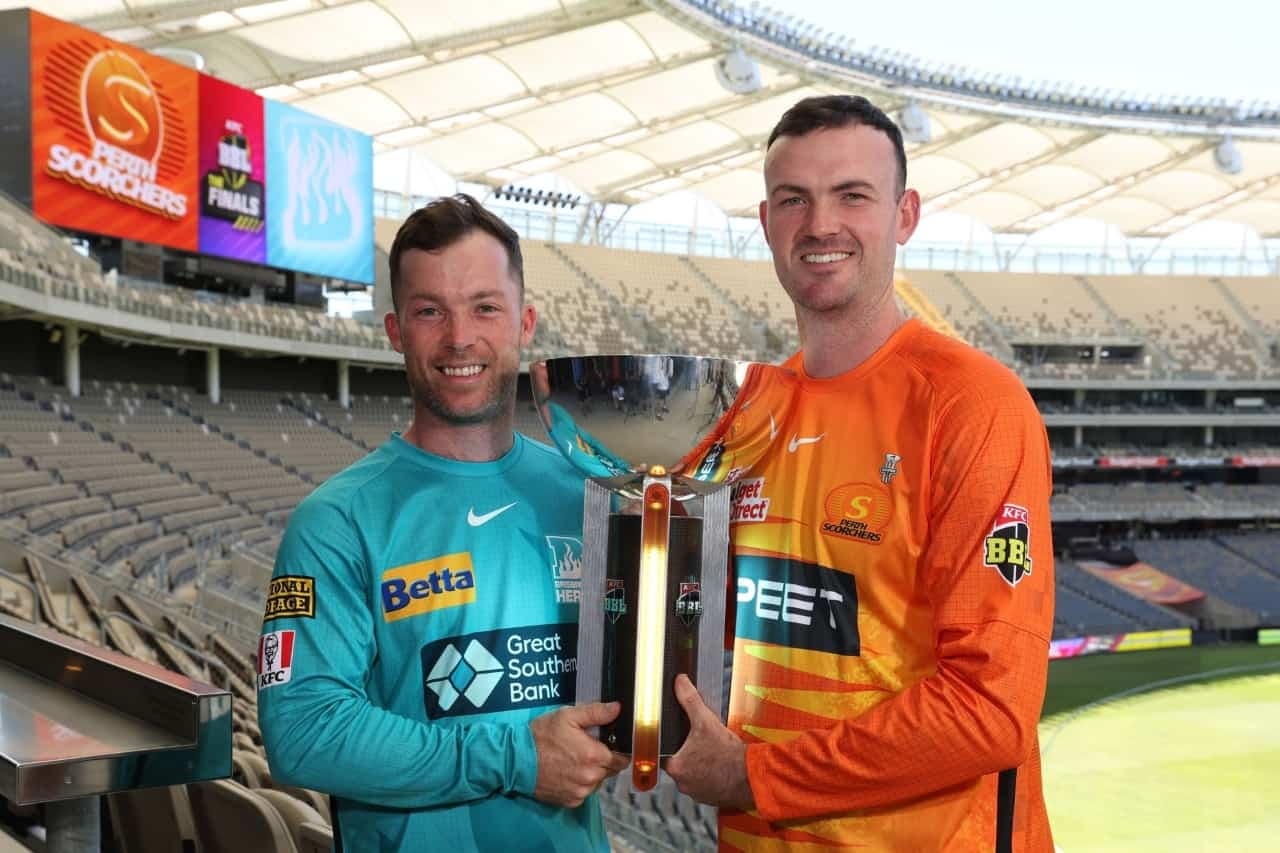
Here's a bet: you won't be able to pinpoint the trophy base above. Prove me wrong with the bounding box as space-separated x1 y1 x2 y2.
598 513 703 756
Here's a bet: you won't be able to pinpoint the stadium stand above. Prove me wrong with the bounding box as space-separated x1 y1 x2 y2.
1128 538 1280 623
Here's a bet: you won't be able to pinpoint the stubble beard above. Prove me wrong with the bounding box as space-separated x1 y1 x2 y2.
412 361 519 426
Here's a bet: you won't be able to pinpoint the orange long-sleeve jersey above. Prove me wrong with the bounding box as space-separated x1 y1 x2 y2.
714 319 1055 851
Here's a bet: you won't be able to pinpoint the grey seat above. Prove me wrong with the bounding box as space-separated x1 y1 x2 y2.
107 784 202 853
188 779 297 853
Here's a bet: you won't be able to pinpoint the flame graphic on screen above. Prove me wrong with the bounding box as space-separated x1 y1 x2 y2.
282 125 362 244
80 49 162 166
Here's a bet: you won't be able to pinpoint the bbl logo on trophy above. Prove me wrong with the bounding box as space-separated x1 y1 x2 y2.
675 582 702 626
604 578 627 624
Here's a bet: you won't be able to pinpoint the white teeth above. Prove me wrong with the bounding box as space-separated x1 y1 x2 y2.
441 365 484 377
802 252 851 263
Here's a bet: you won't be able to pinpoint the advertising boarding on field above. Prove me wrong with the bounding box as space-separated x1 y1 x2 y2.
30 11 199 251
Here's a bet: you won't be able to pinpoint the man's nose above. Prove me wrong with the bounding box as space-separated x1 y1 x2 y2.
803 198 840 240
442 314 476 350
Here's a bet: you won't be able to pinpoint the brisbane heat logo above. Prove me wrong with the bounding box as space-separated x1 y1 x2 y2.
821 481 893 543
44 47 189 219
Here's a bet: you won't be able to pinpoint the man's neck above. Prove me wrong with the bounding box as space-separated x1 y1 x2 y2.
797 290 907 379
401 408 517 462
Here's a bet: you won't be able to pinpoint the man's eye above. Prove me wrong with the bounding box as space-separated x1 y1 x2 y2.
779 197 803 207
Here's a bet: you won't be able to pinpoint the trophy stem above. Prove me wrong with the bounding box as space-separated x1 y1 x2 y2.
631 472 671 791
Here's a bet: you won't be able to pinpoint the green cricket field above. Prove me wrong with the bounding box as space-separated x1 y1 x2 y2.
1040 644 1280 852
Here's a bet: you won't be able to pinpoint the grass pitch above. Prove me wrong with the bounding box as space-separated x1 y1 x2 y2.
1040 648 1280 852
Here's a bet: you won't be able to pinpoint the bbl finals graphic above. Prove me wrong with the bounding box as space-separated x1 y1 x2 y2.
198 75 266 264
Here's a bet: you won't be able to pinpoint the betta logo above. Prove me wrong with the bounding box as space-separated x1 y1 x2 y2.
44 48 188 219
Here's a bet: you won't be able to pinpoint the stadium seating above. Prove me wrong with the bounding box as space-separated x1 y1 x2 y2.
1128 538 1280 623
1055 560 1196 637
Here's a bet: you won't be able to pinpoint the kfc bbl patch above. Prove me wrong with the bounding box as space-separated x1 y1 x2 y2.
983 504 1032 586
675 582 702 625
263 575 316 621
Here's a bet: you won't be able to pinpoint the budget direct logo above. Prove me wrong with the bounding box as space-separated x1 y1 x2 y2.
44 48 189 219
821 481 893 544
381 552 477 623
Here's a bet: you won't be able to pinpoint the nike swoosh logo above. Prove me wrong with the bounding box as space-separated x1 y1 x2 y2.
467 502 518 527
768 413 778 441
788 433 825 453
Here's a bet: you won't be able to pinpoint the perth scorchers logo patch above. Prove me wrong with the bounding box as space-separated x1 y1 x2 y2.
821 482 892 543
984 503 1033 586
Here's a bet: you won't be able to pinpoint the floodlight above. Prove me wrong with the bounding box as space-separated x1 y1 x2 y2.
1214 137 1243 175
714 46 763 95
898 101 932 144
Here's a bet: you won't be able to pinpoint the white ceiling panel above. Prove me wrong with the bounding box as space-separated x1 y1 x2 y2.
293 87 409 135
625 120 742 166
503 93 637 152
236 3 406 64
374 55 527 122
418 123 539 176
494 21 654 92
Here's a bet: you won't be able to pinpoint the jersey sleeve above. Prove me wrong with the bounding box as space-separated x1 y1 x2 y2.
256 493 541 809
746 380 1054 821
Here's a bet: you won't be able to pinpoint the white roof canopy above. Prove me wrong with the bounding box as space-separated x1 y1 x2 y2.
17 0 1280 238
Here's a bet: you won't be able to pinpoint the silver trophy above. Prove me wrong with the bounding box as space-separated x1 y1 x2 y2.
531 355 790 790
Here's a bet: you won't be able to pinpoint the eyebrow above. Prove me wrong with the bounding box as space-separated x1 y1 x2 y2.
770 179 877 197
406 289 508 305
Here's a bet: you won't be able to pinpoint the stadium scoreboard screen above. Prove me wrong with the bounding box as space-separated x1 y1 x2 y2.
0 8 373 286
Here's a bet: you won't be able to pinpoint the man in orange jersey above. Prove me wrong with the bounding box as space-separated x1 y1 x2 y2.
665 95 1056 852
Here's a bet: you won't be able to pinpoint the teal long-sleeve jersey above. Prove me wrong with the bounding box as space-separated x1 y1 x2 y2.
256 432 606 852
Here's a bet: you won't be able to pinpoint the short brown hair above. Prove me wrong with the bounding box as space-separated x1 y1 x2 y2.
767 95 907 196
388 193 524 311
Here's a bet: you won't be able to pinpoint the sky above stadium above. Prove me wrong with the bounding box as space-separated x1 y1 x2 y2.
774 0 1274 102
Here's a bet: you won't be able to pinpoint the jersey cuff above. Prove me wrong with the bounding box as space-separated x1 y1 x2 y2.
511 721 539 797
744 741 783 822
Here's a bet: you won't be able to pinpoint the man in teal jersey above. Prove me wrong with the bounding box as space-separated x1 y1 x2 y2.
257 194 627 852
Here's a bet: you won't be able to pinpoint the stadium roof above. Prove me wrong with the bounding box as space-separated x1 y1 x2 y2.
34 0 1280 238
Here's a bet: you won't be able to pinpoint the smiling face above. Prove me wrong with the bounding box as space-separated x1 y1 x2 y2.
384 229 535 429
760 124 919 321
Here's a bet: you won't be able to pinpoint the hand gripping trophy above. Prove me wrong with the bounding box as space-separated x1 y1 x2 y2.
532 356 793 791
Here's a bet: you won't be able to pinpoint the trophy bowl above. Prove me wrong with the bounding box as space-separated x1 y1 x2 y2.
531 355 791 790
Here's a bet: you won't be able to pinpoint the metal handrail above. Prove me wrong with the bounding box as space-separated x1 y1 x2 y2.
99 610 231 686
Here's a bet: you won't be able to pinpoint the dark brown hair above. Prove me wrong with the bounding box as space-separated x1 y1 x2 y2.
767 95 907 196
388 193 524 311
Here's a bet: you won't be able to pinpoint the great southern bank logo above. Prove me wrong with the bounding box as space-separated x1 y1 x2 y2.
424 640 504 712
420 625 578 720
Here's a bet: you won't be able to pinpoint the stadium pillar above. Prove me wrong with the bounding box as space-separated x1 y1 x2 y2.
337 359 350 409
207 347 221 405
1074 425 1083 447
62 322 80 398
1204 425 1214 447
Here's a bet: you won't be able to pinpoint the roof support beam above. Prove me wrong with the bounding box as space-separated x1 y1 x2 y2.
920 131 1104 217
1003 140 1218 233
451 80 807 189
